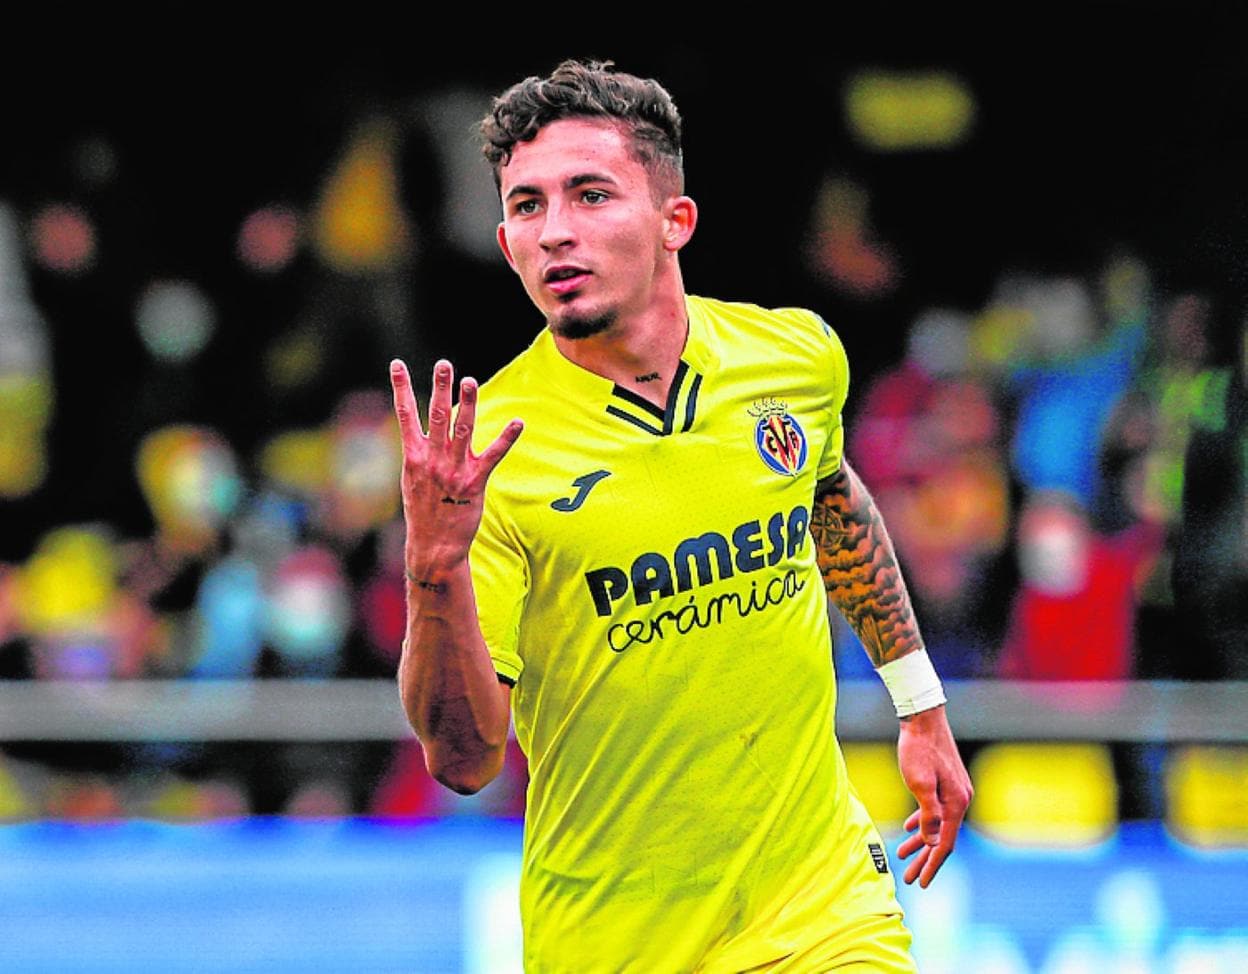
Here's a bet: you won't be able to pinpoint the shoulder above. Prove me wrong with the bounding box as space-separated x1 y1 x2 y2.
690 295 849 389
690 294 845 354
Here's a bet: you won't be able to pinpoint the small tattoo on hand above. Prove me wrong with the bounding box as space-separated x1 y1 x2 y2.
440 496 471 506
635 372 660 382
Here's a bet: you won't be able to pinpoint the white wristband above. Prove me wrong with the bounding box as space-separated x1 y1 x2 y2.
875 649 946 718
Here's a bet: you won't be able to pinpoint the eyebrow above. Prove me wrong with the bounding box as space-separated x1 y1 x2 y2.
567 172 616 189
504 172 619 201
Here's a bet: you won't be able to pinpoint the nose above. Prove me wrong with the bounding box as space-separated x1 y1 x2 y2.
538 199 576 251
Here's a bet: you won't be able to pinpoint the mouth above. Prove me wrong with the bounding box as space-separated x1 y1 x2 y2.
544 265 591 296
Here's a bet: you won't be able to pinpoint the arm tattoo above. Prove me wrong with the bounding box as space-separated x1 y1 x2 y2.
812 463 924 667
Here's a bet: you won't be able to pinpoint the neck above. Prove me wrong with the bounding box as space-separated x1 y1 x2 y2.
551 269 689 405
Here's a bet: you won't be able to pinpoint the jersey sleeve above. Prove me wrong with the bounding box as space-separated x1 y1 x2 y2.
811 313 851 481
468 497 528 684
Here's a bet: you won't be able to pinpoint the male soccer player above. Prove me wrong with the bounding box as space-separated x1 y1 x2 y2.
390 59 972 972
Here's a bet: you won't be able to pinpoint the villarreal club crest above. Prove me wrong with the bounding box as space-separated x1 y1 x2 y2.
750 398 808 476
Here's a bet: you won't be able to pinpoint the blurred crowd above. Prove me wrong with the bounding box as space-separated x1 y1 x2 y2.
0 78 1245 824
832 261 1247 689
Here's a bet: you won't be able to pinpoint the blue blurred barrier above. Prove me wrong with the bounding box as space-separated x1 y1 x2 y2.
0 818 1245 972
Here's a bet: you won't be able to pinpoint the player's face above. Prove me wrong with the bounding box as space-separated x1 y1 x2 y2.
496 118 679 339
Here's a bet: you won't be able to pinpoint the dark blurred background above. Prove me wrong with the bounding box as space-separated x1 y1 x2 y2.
0 11 1243 804
2 11 1247 791
0 17 1246 970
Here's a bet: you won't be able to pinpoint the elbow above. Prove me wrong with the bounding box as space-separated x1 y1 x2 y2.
434 768 491 796
426 745 505 796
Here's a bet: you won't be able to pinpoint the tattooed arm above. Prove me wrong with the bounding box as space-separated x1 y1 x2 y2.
812 461 924 667
811 459 973 888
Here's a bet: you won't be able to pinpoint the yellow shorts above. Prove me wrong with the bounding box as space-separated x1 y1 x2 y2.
703 797 917 973
760 910 916 973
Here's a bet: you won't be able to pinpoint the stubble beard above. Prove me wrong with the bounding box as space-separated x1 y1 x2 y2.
549 306 616 341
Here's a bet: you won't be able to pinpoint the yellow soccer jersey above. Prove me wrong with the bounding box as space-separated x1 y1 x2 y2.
469 294 909 973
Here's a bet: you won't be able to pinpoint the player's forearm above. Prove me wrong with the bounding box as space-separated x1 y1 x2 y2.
399 558 509 794
812 461 925 668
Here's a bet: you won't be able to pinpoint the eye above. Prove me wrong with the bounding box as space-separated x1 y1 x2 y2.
581 189 609 204
513 199 539 216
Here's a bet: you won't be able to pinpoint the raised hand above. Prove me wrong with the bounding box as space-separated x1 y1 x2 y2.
390 358 523 577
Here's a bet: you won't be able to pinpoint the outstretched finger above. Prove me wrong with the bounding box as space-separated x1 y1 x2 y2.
390 359 425 448
427 359 454 447
451 377 478 464
896 809 927 865
897 830 926 862
476 419 524 475
902 844 930 886
917 817 960 888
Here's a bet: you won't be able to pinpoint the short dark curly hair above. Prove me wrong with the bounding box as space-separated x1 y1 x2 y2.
480 59 684 201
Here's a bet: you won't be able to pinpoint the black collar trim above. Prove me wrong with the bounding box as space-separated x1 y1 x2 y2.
606 360 701 437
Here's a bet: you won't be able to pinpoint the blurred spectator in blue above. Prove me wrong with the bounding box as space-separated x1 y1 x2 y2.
186 492 301 679
1007 273 1147 508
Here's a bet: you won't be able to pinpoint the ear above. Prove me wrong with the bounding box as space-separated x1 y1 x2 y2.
661 196 698 254
496 221 518 272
